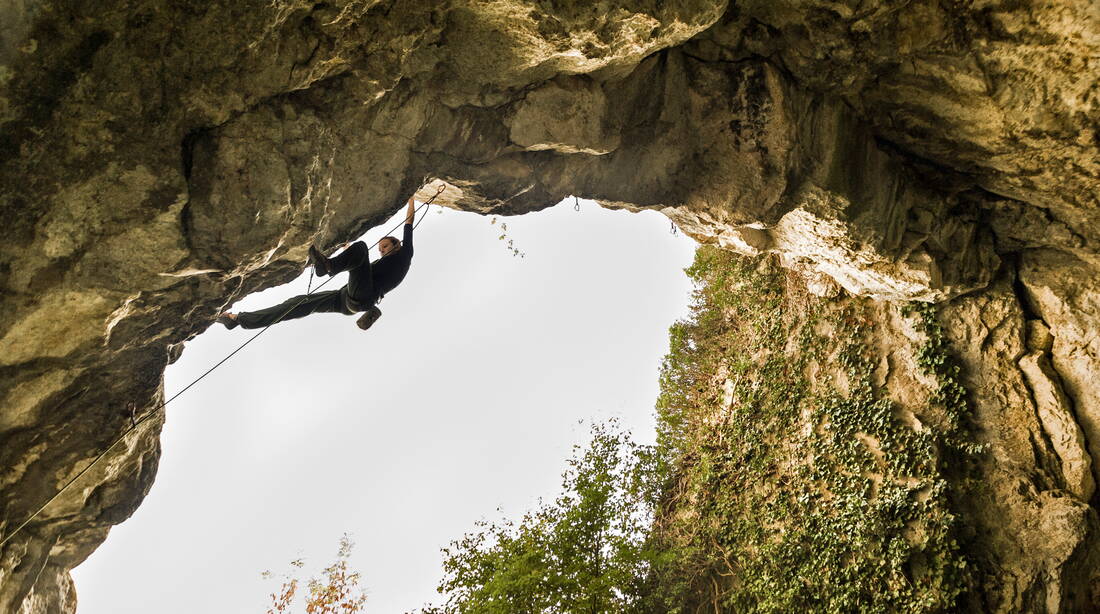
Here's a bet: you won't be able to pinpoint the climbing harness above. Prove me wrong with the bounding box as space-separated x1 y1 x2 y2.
0 184 446 550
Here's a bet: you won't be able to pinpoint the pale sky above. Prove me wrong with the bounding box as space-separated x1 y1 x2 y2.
72 199 697 613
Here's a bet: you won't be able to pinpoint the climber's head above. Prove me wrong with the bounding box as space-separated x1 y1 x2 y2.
379 236 401 256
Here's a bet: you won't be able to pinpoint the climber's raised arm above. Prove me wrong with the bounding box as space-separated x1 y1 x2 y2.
404 196 415 225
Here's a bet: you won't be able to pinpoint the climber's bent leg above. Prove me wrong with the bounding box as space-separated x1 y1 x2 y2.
327 242 368 274
332 242 375 304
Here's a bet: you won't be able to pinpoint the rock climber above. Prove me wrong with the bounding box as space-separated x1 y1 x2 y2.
218 196 417 331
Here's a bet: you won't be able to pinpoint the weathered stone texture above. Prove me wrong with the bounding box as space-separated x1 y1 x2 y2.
1 0 1098 611
941 279 1100 611
1020 250 1100 505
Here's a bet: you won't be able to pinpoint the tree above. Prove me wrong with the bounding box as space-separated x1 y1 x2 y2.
265 535 368 614
420 421 660 614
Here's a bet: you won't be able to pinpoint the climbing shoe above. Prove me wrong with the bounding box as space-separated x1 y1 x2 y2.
217 313 239 330
308 245 331 276
356 306 382 330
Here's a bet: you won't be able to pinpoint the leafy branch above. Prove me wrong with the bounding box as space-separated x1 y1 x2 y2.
263 535 367 614
489 217 525 258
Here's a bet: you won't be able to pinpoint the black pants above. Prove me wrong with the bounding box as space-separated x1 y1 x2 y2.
237 242 375 329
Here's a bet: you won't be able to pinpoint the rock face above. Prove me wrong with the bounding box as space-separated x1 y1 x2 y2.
0 1 1096 611
652 250 1100 612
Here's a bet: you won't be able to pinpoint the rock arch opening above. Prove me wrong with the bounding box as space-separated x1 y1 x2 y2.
70 201 698 614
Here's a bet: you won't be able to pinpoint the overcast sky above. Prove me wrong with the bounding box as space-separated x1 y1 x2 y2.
71 198 697 613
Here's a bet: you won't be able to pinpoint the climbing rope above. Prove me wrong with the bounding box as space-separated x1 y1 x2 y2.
0 185 446 550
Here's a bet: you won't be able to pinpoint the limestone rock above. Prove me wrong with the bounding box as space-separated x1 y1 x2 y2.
1018 351 1095 500
506 76 620 154
940 279 1100 611
1020 250 1100 502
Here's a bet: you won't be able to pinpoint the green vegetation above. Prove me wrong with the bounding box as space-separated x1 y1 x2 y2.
901 302 985 457
423 246 977 613
490 217 526 258
649 247 973 613
421 421 658 614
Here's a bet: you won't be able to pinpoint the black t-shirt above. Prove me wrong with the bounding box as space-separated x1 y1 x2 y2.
371 223 413 299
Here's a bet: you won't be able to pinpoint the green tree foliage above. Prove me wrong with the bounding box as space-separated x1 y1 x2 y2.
419 421 660 614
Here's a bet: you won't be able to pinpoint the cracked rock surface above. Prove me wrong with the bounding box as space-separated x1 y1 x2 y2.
1 0 1097 611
